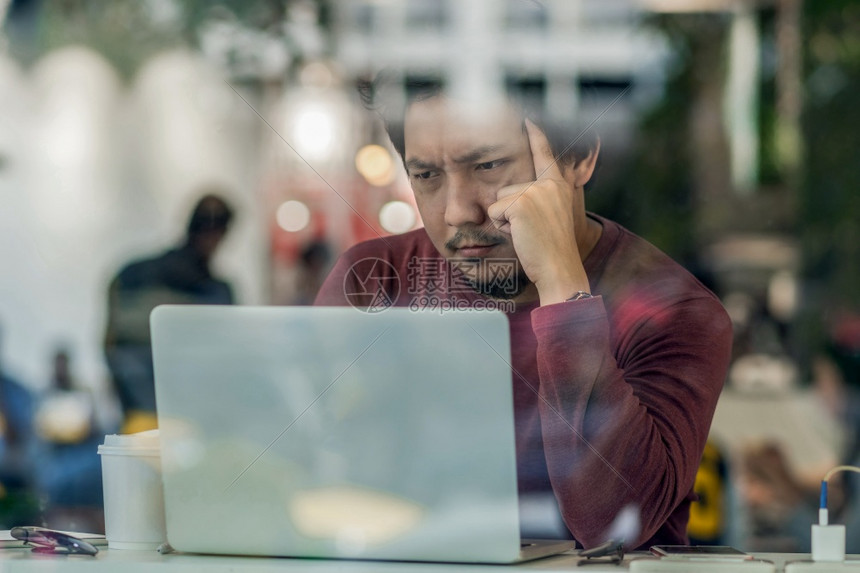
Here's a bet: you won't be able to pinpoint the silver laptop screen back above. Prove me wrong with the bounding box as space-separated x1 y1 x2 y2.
152 305 521 562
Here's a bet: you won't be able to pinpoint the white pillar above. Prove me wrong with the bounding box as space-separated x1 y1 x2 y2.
725 5 760 195
449 0 504 109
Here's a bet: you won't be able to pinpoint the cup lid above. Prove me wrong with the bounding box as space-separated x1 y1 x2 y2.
99 429 160 454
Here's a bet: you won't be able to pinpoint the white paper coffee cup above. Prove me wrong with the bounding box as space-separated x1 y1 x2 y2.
98 430 167 550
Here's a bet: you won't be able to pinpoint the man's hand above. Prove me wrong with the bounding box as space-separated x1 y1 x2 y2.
487 120 590 306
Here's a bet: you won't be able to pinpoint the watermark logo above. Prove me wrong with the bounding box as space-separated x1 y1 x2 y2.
343 258 401 313
407 296 516 314
343 256 519 314
449 258 520 298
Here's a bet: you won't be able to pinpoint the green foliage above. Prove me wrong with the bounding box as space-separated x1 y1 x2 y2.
33 2 185 79
800 0 860 308
0 485 41 529
592 13 729 265
10 0 296 80
756 8 782 186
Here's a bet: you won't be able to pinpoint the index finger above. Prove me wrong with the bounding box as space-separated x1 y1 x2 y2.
525 118 564 181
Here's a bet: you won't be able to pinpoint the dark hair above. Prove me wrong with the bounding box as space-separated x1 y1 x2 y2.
186 193 234 237
357 72 599 170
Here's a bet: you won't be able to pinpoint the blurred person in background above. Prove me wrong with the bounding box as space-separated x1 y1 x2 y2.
34 346 104 532
739 313 860 552
315 77 733 549
0 322 39 527
104 193 236 434
36 347 99 444
293 239 332 305
738 441 811 552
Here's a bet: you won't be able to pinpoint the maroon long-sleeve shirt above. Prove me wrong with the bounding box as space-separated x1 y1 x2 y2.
314 213 732 550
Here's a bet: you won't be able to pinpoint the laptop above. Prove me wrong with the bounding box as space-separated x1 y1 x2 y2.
151 305 574 563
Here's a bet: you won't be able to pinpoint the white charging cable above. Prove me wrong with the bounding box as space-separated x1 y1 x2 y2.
813 465 860 562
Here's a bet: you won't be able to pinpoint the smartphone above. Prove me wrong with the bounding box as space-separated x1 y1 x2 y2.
1 529 107 549
650 545 752 560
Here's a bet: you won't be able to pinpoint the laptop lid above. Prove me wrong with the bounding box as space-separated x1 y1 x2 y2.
151 305 533 563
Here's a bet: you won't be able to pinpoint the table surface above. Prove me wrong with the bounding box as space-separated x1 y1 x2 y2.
2 547 858 573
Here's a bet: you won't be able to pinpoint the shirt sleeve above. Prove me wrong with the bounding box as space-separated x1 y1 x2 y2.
530 293 732 549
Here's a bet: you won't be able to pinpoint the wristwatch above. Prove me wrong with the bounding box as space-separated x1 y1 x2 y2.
565 291 593 302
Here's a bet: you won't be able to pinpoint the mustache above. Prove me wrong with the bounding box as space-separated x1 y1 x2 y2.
444 228 507 252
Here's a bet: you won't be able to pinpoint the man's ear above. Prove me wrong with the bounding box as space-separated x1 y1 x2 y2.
563 139 601 189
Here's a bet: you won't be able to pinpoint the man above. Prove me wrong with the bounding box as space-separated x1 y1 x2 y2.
104 193 235 433
314 81 732 550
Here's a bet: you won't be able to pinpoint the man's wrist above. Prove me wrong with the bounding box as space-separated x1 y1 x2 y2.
536 278 591 306
533 262 590 306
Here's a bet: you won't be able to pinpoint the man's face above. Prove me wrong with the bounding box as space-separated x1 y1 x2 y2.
403 96 536 297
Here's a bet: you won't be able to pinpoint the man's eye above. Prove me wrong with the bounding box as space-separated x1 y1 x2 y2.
412 171 436 180
476 160 506 171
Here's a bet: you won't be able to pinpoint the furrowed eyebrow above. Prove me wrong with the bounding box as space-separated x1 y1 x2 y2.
405 158 437 172
405 144 513 172
452 145 509 165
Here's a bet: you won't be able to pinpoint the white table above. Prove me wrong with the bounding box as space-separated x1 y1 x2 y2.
0 548 853 573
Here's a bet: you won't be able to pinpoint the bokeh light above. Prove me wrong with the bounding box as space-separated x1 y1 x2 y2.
355 144 396 187
291 105 335 161
276 200 311 232
378 201 416 235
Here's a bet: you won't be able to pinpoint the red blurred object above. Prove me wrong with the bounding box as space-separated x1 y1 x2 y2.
832 314 860 351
